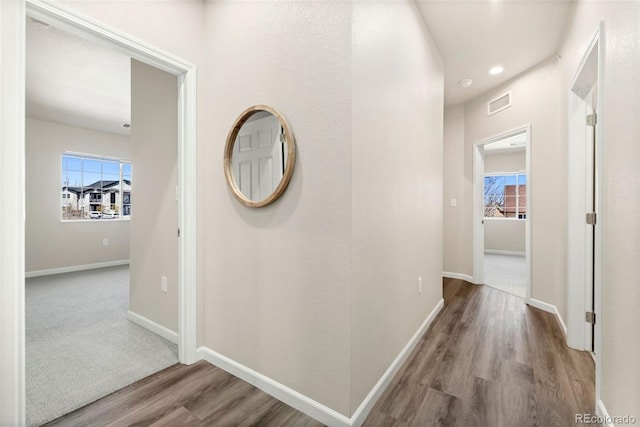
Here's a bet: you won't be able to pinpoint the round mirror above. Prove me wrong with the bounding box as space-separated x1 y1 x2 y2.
224 105 296 208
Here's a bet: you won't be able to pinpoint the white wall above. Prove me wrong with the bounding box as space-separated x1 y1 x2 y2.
351 0 443 413
129 60 178 333
484 149 525 173
204 0 353 415
466 58 563 313
443 57 565 315
25 118 130 272
443 105 472 276
558 0 640 416
58 0 445 419
484 219 525 253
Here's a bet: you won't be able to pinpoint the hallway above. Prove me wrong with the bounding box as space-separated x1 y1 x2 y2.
47 278 596 426
364 278 596 426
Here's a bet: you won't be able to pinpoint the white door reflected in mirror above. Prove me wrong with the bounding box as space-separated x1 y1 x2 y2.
232 112 284 202
224 105 296 208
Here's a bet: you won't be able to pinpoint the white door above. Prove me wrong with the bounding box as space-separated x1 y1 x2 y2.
232 114 283 201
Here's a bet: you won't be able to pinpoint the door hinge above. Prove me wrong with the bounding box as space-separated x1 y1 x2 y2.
585 311 596 324
586 113 597 126
586 212 597 225
177 228 181 237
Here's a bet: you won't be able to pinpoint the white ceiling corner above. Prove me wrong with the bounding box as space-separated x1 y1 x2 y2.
415 0 573 106
26 18 131 136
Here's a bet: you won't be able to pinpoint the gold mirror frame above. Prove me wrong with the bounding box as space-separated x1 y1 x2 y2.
223 105 296 208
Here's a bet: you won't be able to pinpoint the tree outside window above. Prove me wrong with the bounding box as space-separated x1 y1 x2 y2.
484 173 526 219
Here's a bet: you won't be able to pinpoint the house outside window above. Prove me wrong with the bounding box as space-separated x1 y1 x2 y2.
484 173 526 219
61 153 132 220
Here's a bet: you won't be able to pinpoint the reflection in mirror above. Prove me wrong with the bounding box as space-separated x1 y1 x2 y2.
224 105 295 208
232 112 284 202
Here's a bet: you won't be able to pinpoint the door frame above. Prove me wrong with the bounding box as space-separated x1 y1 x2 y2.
0 1 198 424
472 124 532 302
567 23 604 404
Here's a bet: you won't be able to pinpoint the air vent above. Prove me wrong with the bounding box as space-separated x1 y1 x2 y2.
487 92 511 116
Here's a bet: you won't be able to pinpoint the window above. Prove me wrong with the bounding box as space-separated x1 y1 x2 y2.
484 173 526 219
61 153 132 221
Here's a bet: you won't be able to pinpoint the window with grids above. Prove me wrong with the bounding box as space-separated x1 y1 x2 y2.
61 153 131 221
483 173 526 219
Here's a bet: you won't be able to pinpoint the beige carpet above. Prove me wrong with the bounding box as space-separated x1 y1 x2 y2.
26 266 178 426
483 253 526 298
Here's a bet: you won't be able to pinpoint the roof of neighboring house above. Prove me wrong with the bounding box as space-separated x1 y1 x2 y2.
62 180 131 195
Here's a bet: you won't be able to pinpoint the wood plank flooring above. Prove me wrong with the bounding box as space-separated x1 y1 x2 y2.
363 278 596 426
45 361 323 427
47 278 595 426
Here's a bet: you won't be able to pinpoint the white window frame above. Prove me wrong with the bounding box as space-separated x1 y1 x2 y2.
61 152 132 222
483 171 527 219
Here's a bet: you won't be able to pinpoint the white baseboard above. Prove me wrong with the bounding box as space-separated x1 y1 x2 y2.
596 399 614 427
442 271 475 283
127 311 178 344
197 346 352 427
527 298 568 338
484 249 525 257
350 298 445 426
25 259 129 278
198 299 445 427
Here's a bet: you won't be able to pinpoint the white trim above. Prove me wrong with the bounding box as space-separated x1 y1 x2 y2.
472 124 532 301
198 346 352 427
199 300 445 427
177 65 199 365
527 298 568 337
25 259 129 278
0 2 26 424
1 1 199 421
350 299 444 426
484 249 525 257
596 400 614 427
442 271 476 284
127 311 178 344
26 0 194 74
593 21 605 409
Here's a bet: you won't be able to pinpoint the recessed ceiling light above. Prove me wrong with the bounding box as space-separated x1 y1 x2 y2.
459 79 473 88
488 65 505 75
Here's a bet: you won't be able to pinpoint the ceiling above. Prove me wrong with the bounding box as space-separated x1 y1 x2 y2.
416 0 572 106
25 1 573 134
26 18 131 136
484 132 527 153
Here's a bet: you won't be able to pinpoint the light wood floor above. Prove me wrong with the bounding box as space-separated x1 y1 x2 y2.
48 278 595 426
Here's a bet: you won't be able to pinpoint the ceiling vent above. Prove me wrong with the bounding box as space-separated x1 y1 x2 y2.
487 92 511 116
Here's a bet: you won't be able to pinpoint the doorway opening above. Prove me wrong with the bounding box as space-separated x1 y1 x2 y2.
25 20 185 424
473 125 532 300
0 1 198 424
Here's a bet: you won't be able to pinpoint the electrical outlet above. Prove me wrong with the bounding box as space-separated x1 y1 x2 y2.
102 238 109 246
450 198 457 207
161 276 168 293
418 277 423 294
